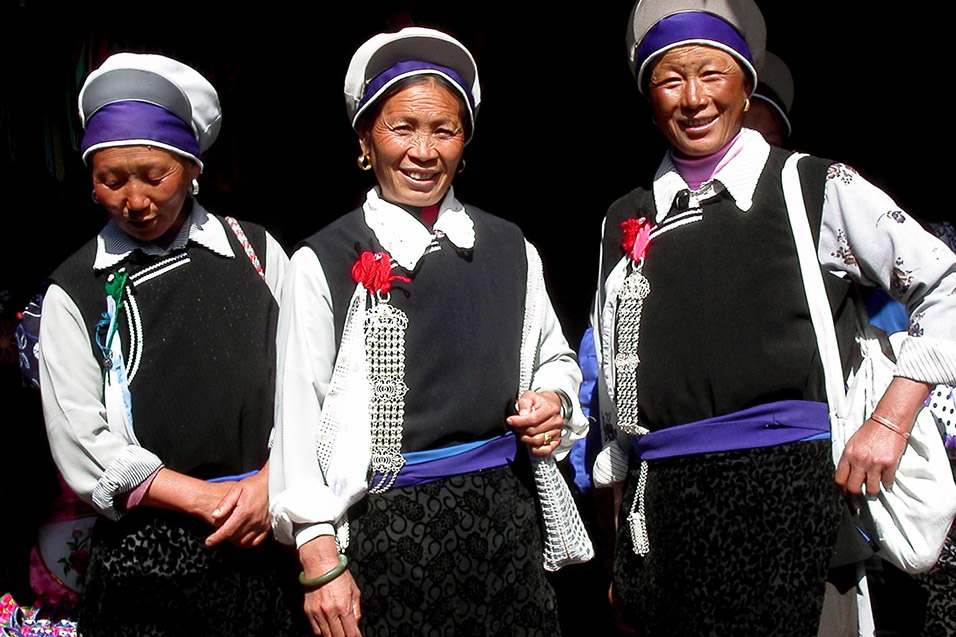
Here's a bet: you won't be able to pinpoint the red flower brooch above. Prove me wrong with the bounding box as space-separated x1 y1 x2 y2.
351 251 411 296
621 217 652 263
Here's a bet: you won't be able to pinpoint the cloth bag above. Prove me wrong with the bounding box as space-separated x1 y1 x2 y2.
782 153 956 575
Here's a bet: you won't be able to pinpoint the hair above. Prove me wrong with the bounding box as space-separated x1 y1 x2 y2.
355 73 471 140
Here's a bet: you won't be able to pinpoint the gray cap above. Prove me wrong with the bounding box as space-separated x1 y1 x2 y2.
344 27 481 142
78 53 221 167
753 51 794 136
626 0 766 93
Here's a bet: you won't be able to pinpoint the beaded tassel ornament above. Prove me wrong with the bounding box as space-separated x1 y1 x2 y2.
616 218 653 556
351 251 412 493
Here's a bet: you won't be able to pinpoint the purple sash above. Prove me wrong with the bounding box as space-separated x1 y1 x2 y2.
375 433 519 489
632 400 829 460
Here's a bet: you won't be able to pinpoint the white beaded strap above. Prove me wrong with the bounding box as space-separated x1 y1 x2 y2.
521 244 594 571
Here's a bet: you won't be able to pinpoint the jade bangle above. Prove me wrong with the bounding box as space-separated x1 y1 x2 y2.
299 553 349 589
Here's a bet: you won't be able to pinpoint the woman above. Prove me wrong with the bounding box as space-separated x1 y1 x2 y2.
39 53 300 635
591 1 956 634
269 27 589 637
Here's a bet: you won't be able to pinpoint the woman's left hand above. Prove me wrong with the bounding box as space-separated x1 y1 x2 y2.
205 462 272 548
507 390 564 456
834 376 933 495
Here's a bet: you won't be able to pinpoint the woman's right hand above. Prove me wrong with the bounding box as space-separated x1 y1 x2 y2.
299 536 362 637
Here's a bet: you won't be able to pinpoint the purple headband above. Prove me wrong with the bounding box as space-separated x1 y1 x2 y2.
636 12 754 87
81 101 200 162
358 60 475 116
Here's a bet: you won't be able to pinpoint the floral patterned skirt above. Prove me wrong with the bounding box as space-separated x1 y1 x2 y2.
346 462 560 637
613 438 842 636
77 509 307 637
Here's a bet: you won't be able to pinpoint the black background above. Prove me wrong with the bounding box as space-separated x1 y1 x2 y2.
1 1 947 341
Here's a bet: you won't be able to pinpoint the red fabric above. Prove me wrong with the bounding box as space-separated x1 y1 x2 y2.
351 251 412 295
621 217 652 262
421 204 439 228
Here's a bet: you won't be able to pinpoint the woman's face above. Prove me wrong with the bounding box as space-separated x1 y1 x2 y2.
92 146 199 246
360 79 465 207
648 45 750 157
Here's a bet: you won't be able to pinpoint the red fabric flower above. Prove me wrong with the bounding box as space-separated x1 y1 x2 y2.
621 217 652 262
351 251 412 295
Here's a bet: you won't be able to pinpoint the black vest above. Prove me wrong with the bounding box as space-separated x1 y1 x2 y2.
51 214 278 478
301 205 527 452
602 150 855 430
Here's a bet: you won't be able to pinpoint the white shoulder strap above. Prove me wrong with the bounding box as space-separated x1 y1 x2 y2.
780 153 847 416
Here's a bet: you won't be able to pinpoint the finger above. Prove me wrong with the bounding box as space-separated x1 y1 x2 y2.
339 605 362 637
882 463 898 488
205 510 244 546
833 456 850 489
212 486 242 521
865 470 883 496
515 391 535 416
844 466 867 496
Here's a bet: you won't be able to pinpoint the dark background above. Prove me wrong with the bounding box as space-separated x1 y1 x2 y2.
0 0 946 343
0 0 948 614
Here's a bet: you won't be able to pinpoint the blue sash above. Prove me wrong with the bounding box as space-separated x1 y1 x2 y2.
374 433 519 488
632 400 829 460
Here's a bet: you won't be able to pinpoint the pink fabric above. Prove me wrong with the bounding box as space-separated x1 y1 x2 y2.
671 131 745 190
118 467 161 510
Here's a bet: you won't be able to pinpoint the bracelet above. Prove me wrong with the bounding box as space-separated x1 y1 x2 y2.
299 553 349 589
870 413 910 440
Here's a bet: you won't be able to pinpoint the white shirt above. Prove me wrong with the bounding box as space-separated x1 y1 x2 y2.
39 204 287 515
268 187 587 547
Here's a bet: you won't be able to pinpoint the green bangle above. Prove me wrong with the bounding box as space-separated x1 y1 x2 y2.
299 553 349 589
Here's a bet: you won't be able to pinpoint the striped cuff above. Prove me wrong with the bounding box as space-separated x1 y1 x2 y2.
895 336 956 385
91 445 164 520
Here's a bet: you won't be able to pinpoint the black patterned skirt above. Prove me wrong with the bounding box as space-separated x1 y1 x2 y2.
346 461 560 637
78 509 307 637
614 439 842 636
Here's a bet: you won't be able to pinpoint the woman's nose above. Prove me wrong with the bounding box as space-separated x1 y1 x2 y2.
125 183 150 212
407 135 439 161
681 78 705 109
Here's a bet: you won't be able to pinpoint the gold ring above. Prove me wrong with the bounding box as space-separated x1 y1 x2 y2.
543 432 553 445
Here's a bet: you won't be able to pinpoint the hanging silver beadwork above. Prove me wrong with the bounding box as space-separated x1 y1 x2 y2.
614 259 651 437
614 258 653 555
365 292 409 494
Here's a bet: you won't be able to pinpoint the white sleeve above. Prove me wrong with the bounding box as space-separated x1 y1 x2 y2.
268 247 339 546
525 241 588 460
818 164 956 384
39 284 163 518
263 231 289 303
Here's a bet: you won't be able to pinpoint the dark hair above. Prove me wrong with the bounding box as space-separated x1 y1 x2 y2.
354 73 471 140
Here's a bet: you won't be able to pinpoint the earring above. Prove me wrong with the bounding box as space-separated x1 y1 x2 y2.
743 98 751 112
188 178 200 196
357 154 372 171
91 190 99 204
457 159 466 174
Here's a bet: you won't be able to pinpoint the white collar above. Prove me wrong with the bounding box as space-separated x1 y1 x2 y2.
93 201 235 271
363 186 476 271
651 128 772 223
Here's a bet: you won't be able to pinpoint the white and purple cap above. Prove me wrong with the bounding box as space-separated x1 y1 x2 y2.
626 0 766 94
344 27 481 142
753 51 794 137
78 53 221 170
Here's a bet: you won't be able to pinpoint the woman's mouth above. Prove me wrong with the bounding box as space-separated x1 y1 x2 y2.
401 169 439 184
680 115 718 132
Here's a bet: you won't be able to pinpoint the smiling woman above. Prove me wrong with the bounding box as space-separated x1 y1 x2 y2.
357 77 465 208
590 0 956 635
269 26 591 637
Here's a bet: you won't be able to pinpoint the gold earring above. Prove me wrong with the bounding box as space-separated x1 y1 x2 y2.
457 159 466 174
357 154 372 171
743 98 751 112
